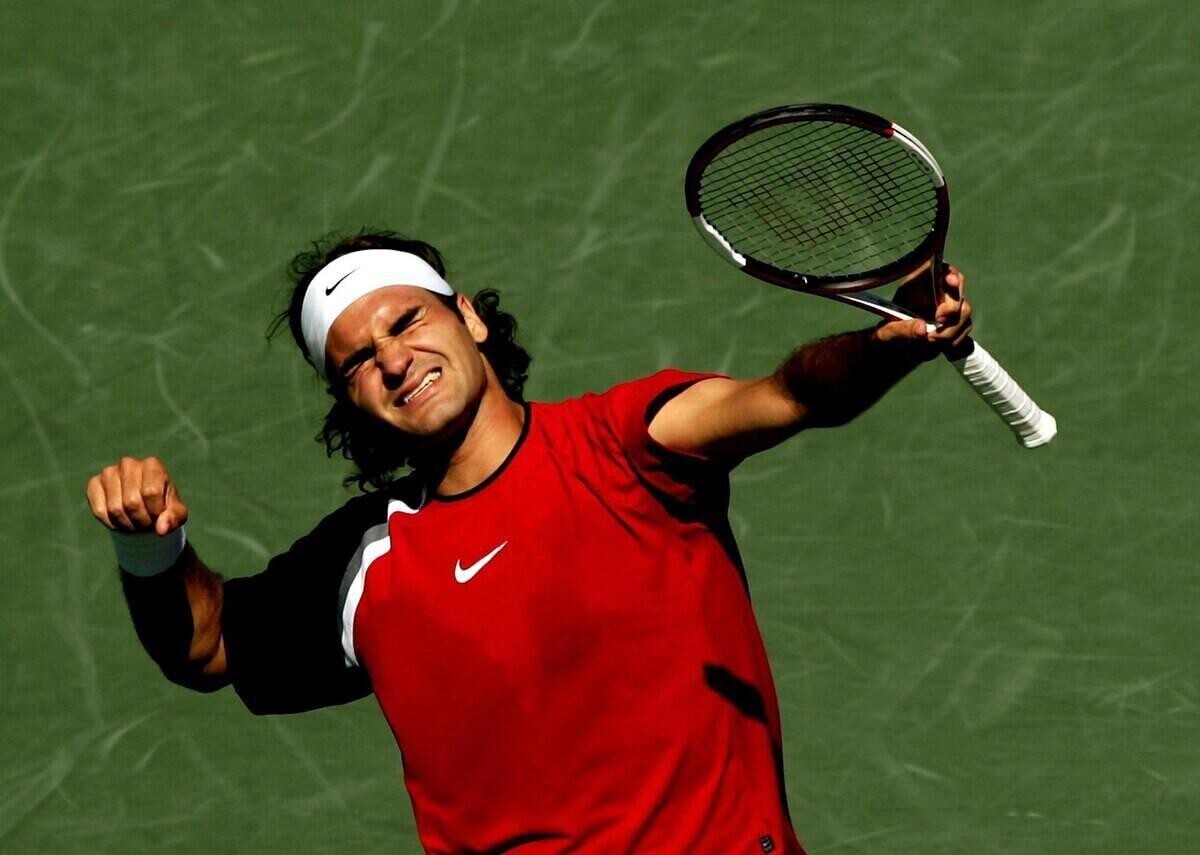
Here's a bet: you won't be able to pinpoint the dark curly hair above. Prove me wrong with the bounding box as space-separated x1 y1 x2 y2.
269 230 532 492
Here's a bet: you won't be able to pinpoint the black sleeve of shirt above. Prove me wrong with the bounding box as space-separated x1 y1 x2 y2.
221 492 385 715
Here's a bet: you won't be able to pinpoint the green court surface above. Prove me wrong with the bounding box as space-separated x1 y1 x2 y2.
2 1 1197 851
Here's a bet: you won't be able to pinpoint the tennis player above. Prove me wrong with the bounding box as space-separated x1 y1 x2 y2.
87 232 970 854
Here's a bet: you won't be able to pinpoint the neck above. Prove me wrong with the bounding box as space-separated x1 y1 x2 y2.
419 383 526 498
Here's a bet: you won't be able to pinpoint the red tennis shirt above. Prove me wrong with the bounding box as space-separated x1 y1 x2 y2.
223 370 804 854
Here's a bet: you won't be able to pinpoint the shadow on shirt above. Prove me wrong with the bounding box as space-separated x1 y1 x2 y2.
703 663 767 723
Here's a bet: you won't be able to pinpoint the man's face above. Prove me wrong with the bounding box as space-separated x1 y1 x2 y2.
324 285 490 442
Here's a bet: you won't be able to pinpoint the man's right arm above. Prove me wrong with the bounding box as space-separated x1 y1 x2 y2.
88 455 374 713
87 456 229 691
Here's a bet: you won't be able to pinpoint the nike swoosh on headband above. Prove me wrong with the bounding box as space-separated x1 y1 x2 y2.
325 268 358 296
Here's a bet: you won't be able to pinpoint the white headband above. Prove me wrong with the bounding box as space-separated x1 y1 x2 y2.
300 249 454 378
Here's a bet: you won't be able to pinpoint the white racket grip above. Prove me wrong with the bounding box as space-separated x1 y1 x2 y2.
948 341 1057 448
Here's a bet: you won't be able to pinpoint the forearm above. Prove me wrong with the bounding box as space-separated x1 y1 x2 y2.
120 545 228 691
776 326 926 427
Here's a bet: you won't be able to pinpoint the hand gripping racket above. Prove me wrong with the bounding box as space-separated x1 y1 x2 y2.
685 103 1057 448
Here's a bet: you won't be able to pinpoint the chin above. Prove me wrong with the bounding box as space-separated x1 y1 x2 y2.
395 397 465 439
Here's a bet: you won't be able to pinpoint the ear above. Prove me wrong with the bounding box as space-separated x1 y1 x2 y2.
457 293 489 345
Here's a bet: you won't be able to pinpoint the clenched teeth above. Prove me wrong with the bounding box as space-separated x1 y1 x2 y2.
402 369 441 405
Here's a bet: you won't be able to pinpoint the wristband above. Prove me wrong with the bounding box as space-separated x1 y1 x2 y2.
110 526 187 577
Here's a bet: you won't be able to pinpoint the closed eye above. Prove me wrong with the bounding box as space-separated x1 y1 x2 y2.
339 346 373 379
390 307 420 335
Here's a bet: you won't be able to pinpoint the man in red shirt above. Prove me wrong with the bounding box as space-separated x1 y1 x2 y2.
87 232 971 853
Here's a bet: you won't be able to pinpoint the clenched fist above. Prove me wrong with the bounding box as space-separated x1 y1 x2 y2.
86 456 188 535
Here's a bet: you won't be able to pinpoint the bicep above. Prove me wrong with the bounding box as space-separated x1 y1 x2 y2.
184 553 229 686
647 375 810 462
121 548 230 692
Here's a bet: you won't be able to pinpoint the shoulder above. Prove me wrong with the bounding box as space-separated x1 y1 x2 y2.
531 369 727 436
538 369 727 455
307 488 392 540
281 474 423 562
608 368 724 395
589 369 729 421
547 369 726 412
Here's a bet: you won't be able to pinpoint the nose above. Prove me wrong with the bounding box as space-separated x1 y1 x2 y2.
375 338 414 388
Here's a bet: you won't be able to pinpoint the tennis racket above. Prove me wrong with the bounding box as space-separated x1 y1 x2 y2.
684 103 1057 448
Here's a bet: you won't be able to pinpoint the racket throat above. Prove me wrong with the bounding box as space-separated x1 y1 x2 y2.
816 255 944 324
817 290 913 323
820 288 976 360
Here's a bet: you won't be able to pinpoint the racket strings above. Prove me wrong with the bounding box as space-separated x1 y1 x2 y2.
698 121 938 277
706 162 930 268
702 124 907 210
801 191 938 271
700 124 861 208
705 133 928 257
703 122 921 206
701 119 848 181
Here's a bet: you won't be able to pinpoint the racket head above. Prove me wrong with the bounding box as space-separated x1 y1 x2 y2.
685 104 949 294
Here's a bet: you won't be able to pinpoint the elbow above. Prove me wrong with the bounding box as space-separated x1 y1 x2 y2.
162 669 228 694
154 630 229 694
158 656 230 694
775 372 861 430
184 676 228 694
121 559 230 696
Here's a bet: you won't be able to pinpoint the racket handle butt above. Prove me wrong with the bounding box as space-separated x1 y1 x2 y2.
948 340 1058 449
1018 411 1057 448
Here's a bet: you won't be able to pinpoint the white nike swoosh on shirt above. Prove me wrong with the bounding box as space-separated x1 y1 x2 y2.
454 541 508 584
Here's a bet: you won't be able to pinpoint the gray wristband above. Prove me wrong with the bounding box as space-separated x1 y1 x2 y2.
110 526 187 577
